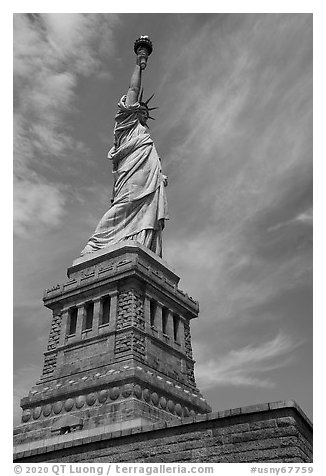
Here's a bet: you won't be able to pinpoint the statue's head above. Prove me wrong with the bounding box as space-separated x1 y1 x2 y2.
138 105 150 125
138 89 158 126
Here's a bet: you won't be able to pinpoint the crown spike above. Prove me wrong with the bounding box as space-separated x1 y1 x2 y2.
145 93 155 105
148 106 159 111
148 116 156 120
139 88 144 103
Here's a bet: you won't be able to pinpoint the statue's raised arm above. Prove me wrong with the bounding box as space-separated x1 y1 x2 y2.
80 36 168 258
126 35 152 106
125 61 142 107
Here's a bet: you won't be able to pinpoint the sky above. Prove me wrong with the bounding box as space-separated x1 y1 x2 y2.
13 12 313 425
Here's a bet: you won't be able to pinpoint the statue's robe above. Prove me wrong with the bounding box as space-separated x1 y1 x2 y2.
81 96 168 257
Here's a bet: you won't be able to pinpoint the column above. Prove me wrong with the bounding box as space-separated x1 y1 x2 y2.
56 308 70 368
144 295 151 334
58 309 69 347
183 319 193 359
156 302 163 337
75 303 85 339
109 289 118 327
107 289 118 358
92 297 102 334
165 309 174 340
179 319 187 381
179 318 186 351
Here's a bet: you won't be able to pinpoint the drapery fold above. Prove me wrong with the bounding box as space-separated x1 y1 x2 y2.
81 96 168 257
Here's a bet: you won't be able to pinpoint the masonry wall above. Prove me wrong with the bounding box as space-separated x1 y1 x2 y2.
14 400 312 463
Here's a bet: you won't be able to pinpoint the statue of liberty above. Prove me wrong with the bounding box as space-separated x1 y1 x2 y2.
81 37 168 258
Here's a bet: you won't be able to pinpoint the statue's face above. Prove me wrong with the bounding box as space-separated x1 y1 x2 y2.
139 108 149 125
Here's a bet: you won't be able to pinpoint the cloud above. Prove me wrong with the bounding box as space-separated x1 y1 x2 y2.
158 14 312 335
13 13 119 235
14 177 66 238
14 13 117 163
196 332 302 389
294 208 313 225
157 14 311 192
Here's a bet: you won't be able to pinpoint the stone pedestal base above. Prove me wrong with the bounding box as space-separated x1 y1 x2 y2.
14 242 211 450
14 401 312 463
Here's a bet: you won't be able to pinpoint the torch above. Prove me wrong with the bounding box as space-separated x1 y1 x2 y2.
134 35 153 70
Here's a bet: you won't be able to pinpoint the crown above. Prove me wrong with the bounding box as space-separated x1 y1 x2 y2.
138 89 159 122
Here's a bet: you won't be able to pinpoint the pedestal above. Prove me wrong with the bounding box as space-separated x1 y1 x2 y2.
14 242 211 448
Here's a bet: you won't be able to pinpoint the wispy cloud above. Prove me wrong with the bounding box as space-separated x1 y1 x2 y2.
294 208 313 225
196 332 303 389
267 207 313 232
13 13 119 235
159 14 312 335
14 177 66 238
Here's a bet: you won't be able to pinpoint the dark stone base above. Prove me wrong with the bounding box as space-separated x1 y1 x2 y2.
14 400 312 463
